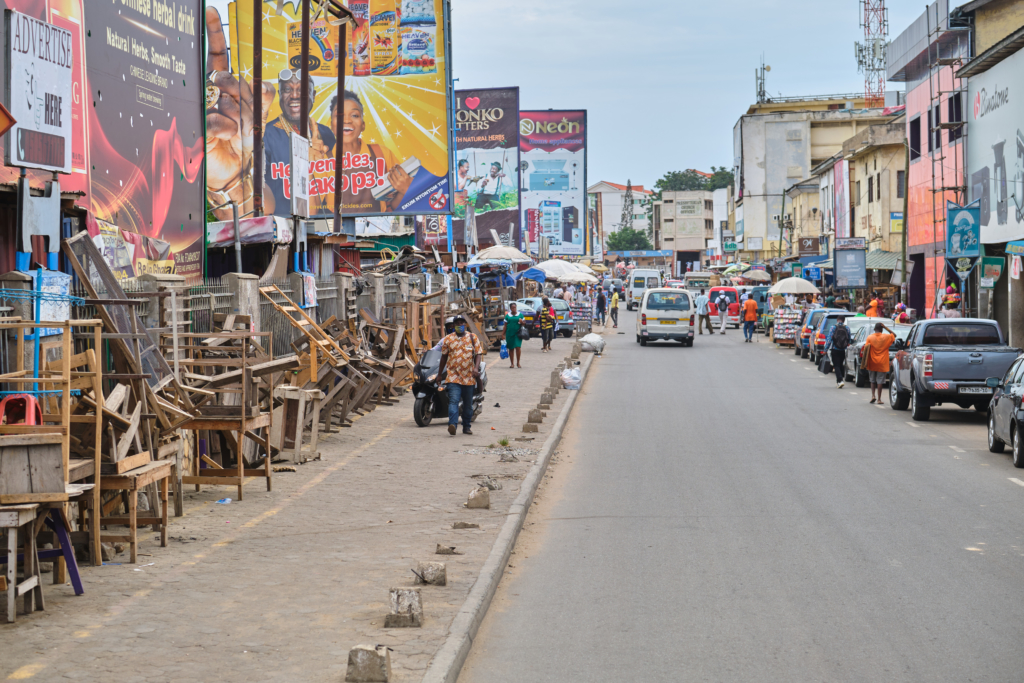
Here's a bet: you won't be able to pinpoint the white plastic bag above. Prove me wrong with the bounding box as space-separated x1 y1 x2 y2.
580 333 605 354
560 367 582 390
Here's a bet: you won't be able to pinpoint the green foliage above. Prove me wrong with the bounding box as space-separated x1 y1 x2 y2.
451 190 520 219
498 437 510 447
607 227 653 252
646 166 735 225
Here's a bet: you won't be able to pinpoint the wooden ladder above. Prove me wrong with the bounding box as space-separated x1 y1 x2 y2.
258 285 349 379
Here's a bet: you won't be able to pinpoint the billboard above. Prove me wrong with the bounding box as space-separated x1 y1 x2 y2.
834 158 849 239
221 0 452 221
968 45 1024 244
520 110 586 256
452 87 519 249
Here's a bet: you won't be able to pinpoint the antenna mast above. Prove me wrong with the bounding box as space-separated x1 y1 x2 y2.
856 0 889 108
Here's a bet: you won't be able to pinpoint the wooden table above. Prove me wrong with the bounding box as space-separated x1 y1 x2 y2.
1 504 42 623
98 461 173 563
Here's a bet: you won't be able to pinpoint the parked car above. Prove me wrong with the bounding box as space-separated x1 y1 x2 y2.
635 288 694 346
626 269 662 311
602 278 624 297
517 297 575 338
889 319 1022 421
795 308 832 359
844 322 913 386
708 286 741 328
986 357 1024 466
814 313 891 368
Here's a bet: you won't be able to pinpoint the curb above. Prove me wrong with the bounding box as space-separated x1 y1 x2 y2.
420 352 597 683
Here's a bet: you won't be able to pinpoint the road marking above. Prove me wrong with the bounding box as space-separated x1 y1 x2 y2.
949 446 966 453
1009 478 1024 488
905 422 919 427
803 367 811 370
790 359 797 362
849 391 858 395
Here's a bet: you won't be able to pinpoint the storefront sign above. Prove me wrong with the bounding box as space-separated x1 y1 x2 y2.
890 211 904 233
747 236 763 250
723 239 737 252
1011 255 1021 280
980 255 1004 287
798 237 817 255
804 266 822 280
791 263 802 277
290 132 310 218
5 10 73 173
835 249 867 288
835 237 866 250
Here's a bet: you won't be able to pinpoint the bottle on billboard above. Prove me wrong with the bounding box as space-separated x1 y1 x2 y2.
370 0 399 76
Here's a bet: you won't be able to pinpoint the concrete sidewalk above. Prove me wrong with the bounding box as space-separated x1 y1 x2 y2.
0 337 582 682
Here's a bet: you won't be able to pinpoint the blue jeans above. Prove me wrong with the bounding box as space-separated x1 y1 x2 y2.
743 320 755 341
447 383 474 429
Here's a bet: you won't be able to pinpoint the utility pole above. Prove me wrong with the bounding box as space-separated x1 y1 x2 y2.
902 141 909 299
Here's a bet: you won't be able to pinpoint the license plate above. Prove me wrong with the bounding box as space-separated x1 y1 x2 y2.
958 387 993 394
557 315 565 320
660 320 676 325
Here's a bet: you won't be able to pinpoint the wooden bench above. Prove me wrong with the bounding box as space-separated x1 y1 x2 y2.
96 461 173 564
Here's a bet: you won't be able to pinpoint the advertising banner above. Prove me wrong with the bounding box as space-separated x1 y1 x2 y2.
835 249 867 288
222 0 452 221
416 214 448 248
5 11 73 173
980 255 1004 288
834 159 849 239
946 200 981 281
452 87 519 249
798 237 817 255
890 211 903 233
520 109 586 256
968 45 1024 244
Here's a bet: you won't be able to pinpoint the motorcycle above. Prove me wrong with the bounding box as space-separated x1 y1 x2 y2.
412 348 488 427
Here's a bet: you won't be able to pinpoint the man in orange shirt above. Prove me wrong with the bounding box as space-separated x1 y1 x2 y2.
864 321 896 404
742 295 759 343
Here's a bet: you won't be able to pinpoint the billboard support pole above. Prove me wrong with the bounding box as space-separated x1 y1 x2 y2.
299 0 311 138
334 19 347 236
253 0 263 217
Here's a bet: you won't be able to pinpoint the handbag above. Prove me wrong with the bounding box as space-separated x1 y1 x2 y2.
518 324 530 341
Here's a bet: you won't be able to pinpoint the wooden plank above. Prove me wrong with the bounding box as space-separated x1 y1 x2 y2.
0 492 68 504
181 475 244 486
0 446 31 496
101 451 151 475
114 404 143 462
0 434 63 447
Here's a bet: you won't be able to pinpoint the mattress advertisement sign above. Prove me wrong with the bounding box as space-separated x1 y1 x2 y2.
520 110 586 256
220 0 452 221
968 45 1024 244
452 87 520 249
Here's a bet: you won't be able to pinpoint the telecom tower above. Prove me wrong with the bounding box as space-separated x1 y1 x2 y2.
855 0 888 108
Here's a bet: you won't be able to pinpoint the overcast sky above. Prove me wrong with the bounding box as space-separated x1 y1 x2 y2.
212 0 927 192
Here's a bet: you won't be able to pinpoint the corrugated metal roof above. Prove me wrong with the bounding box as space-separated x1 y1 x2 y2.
814 250 901 270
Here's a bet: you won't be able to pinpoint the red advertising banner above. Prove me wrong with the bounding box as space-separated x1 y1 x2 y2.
519 111 585 153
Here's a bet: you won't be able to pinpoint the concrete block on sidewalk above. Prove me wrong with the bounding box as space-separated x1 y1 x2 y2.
415 561 447 585
466 486 490 509
522 423 538 433
528 409 544 424
345 644 391 682
383 587 422 628
452 521 479 529
435 543 457 554
571 343 582 359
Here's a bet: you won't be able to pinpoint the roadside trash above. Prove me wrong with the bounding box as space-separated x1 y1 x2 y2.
560 367 582 390
580 333 606 354
273 466 296 473
499 340 509 359
493 402 500 408
216 498 232 504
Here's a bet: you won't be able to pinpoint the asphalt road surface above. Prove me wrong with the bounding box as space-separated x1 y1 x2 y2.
458 312 1024 683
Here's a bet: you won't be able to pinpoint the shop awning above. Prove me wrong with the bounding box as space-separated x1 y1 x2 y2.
812 249 900 270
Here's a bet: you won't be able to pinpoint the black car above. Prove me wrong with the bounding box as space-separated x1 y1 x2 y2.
987 356 1024 467
602 278 624 296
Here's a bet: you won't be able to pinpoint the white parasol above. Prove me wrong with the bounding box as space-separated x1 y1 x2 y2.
535 260 582 279
558 272 599 285
469 245 533 264
768 277 820 295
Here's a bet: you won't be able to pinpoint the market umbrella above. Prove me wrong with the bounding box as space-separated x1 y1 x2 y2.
573 262 596 275
768 276 820 295
558 272 599 285
472 245 533 263
738 269 771 282
535 260 582 279
723 263 750 275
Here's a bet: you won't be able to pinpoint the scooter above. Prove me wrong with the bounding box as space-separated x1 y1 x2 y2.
412 348 488 427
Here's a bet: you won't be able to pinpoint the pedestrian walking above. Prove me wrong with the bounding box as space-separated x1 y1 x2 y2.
863 322 896 404
595 289 607 326
609 290 620 328
715 291 730 334
504 302 524 369
540 296 556 352
826 315 851 388
437 315 484 436
865 292 881 317
694 289 713 334
742 294 758 342
552 285 563 300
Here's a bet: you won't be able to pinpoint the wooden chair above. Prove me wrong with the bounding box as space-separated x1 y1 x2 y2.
96 460 172 564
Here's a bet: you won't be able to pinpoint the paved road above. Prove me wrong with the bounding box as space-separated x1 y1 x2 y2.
458 312 1024 683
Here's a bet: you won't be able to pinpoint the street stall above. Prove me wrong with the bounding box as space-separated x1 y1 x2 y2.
767 277 820 347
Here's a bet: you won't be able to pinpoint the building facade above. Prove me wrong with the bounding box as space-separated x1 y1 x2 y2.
587 181 652 248
841 119 908 255
656 190 715 275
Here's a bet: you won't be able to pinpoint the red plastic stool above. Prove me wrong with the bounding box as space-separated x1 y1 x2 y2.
0 394 42 426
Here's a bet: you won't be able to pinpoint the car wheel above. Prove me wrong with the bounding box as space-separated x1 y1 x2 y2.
974 400 991 412
794 345 802 356
989 411 1005 453
636 334 640 343
640 338 648 346
1014 425 1024 468
911 385 930 421
890 377 910 411
855 365 868 388
801 347 809 359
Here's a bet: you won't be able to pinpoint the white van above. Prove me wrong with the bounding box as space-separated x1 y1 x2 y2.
626 269 661 311
636 288 695 346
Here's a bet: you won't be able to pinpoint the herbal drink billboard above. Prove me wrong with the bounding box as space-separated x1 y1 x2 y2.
218 0 452 221
520 110 586 256
84 0 205 281
452 87 519 249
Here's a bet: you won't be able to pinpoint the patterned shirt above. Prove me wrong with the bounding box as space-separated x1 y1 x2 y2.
440 332 483 386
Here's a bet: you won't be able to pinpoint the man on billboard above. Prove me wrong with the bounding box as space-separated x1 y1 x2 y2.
264 70 335 216
475 162 505 210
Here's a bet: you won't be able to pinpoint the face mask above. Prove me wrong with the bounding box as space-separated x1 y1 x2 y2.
456 325 467 335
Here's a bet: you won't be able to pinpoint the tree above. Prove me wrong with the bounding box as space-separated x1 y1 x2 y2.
606 227 653 252
620 179 634 230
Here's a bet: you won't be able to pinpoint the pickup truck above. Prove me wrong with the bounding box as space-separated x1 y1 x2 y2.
889 318 1022 421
